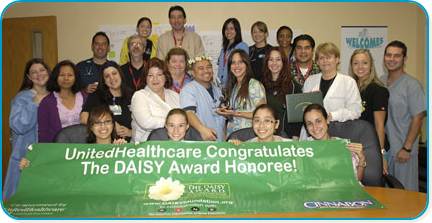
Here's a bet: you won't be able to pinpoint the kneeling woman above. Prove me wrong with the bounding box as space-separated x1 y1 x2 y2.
249 104 291 142
230 104 290 144
19 106 125 172
303 103 366 181
87 105 126 144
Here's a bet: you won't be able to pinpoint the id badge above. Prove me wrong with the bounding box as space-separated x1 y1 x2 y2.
109 105 122 115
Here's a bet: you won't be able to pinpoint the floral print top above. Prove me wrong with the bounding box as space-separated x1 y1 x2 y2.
227 78 266 135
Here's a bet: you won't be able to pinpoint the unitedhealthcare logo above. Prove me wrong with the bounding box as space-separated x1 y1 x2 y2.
345 28 384 49
304 200 374 209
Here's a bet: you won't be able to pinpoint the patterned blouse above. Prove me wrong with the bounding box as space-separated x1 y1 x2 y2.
227 78 266 135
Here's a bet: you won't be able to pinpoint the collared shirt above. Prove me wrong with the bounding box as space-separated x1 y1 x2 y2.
171 73 193 93
180 81 226 141
156 30 205 60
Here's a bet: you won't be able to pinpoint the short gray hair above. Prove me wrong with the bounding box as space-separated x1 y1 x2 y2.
127 34 145 49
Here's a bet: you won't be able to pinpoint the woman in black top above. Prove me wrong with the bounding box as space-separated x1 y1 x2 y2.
349 49 389 174
249 21 272 81
262 47 302 138
80 62 133 141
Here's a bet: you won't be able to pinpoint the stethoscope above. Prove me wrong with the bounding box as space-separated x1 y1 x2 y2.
85 66 93 76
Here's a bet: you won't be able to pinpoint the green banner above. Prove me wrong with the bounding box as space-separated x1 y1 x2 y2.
5 140 383 217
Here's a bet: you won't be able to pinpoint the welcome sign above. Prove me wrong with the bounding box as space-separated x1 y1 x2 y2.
5 140 383 217
340 26 387 78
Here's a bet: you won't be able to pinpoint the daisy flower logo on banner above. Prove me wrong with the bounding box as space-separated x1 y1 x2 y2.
148 177 185 201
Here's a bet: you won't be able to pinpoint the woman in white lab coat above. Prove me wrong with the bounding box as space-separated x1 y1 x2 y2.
303 42 362 122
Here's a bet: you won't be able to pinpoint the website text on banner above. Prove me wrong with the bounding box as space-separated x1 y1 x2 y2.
5 140 383 217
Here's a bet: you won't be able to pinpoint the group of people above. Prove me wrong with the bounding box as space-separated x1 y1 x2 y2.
4 5 426 201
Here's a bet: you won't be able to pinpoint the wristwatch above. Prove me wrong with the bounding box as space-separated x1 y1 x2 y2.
359 160 367 168
401 146 412 153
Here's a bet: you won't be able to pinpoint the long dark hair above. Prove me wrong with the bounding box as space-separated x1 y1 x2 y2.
226 49 254 109
86 105 117 143
47 60 81 93
262 47 293 102
19 58 51 91
97 61 133 103
222 18 243 52
136 17 152 29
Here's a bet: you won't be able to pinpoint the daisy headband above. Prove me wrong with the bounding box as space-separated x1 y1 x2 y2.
188 55 212 66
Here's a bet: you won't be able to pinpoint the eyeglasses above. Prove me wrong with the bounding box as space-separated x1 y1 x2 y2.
131 41 143 47
93 120 113 127
252 119 276 126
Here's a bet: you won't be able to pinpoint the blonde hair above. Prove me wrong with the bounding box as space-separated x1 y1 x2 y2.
348 49 384 91
315 42 340 62
251 21 268 34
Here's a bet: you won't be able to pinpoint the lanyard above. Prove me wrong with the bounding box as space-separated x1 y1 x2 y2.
223 50 229 67
128 64 143 90
172 31 184 47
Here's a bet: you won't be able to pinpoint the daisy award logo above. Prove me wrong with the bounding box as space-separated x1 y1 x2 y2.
148 177 185 201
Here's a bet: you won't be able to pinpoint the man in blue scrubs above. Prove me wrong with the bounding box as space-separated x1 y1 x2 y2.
383 40 426 191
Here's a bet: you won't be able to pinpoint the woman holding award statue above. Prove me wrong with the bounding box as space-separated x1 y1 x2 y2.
228 104 291 145
216 49 266 136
